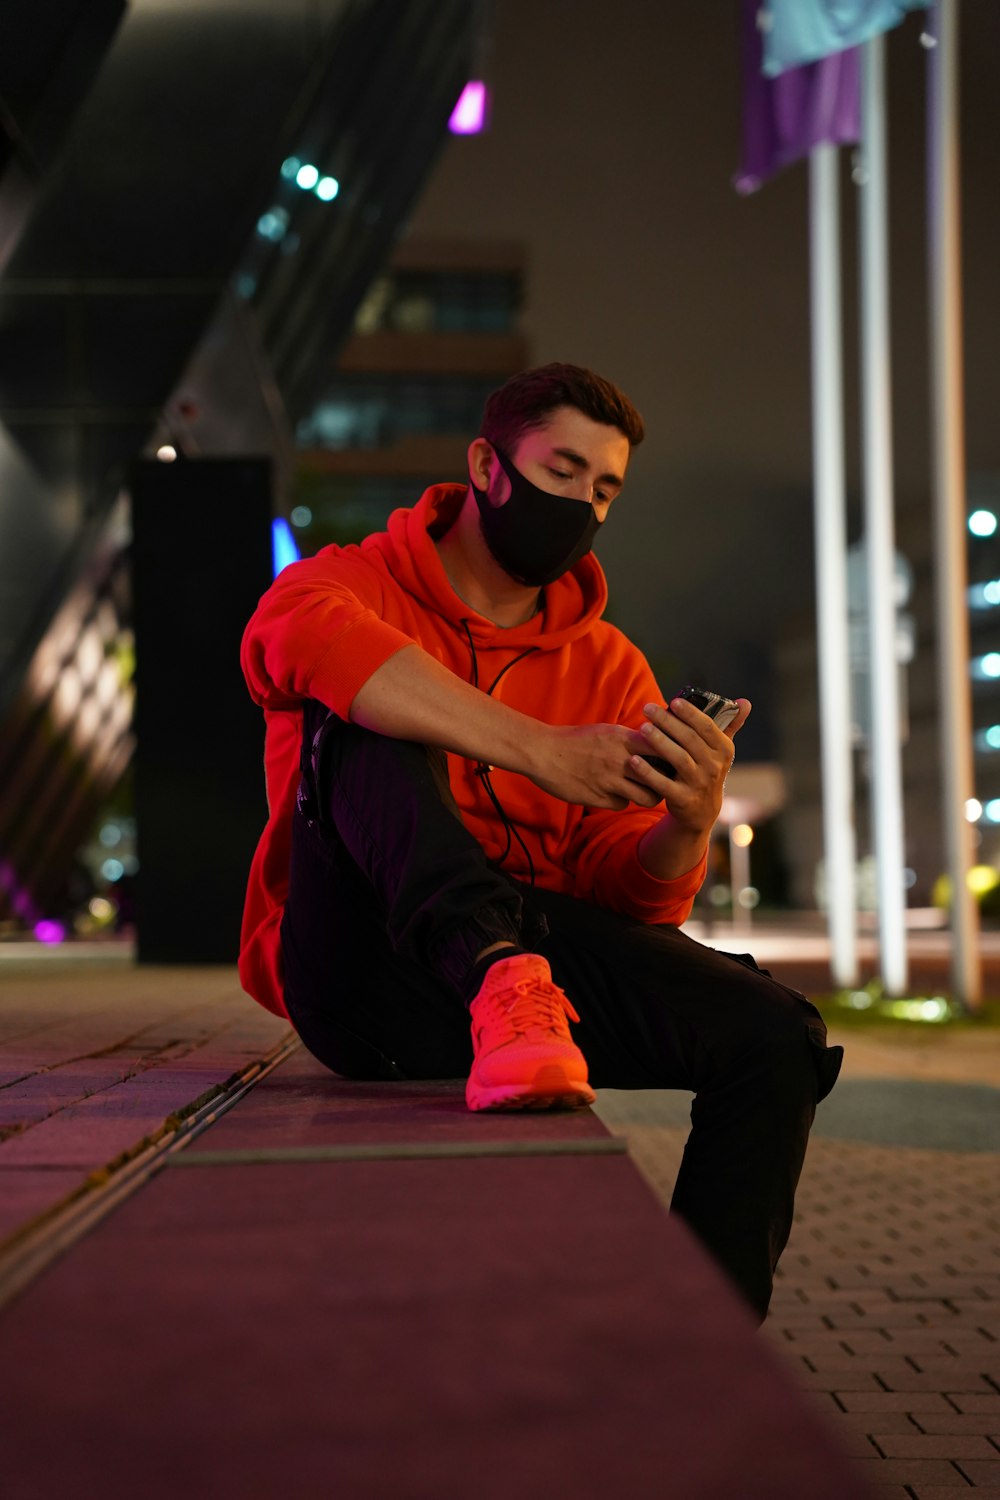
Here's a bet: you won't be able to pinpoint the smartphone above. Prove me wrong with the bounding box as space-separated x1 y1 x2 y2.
641 685 739 779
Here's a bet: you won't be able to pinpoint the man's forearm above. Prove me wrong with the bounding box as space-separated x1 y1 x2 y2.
349 643 670 815
636 816 710 884
348 642 546 777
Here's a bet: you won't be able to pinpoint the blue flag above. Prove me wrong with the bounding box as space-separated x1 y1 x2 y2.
760 0 930 77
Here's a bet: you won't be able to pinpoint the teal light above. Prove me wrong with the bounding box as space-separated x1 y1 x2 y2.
315 175 339 201
256 207 289 242
295 163 319 191
968 580 1000 609
280 156 301 180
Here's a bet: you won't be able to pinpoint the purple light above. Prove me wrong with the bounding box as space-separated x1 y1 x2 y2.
34 919 66 946
448 81 487 135
1 859 41 924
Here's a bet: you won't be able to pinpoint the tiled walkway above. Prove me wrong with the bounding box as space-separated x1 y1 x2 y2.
594 1063 1000 1499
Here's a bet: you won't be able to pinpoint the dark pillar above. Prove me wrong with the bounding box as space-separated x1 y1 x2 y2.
131 456 272 963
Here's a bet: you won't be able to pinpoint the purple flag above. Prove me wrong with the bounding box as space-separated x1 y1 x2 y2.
735 0 860 195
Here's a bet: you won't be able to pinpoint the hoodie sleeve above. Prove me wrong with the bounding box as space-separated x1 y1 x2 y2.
565 808 708 925
562 636 709 926
241 548 417 715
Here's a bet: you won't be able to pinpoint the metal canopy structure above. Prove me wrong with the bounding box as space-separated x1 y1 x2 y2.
0 0 482 715
0 0 484 927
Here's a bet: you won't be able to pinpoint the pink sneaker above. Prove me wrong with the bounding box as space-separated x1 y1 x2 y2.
465 953 595 1112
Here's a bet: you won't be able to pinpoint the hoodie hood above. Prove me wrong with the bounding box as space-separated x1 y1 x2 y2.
373 484 609 650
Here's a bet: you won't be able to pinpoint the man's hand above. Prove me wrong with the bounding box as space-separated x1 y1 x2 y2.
630 696 752 882
525 722 666 811
630 695 752 831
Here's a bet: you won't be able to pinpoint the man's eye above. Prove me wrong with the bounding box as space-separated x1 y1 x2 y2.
548 468 571 480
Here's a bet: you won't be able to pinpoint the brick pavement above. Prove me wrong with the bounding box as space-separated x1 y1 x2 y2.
0 962 290 1242
594 1072 1000 1499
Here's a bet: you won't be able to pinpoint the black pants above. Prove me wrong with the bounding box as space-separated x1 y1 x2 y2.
280 708 844 1322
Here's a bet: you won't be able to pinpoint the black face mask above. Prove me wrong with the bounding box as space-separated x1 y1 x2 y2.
470 444 602 587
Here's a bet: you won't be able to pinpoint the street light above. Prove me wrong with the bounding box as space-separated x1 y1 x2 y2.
730 822 755 935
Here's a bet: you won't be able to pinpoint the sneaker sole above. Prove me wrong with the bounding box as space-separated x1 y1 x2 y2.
466 1074 596 1113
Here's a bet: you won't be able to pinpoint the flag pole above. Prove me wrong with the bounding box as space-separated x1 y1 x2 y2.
927 0 981 1010
858 33 909 995
809 144 858 989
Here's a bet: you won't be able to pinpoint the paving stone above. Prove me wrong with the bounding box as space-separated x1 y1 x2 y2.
874 1369 996 1393
832 1411 923 1434
795 1292 899 1309
789 1388 841 1413
888 1333 998 1353
779 1337 884 1360
947 1395 1000 1414
798 1369 889 1391
915 1414 1000 1436
834 1309 962 1329
954 1460 1000 1484
873 1433 997 1458
836 1393 954 1413
803 1353 921 1371
910 1357 1000 1379
850 1458 968 1484
834 1427 885 1456
793 1312 871 1331
910 1489 1000 1499
838 1332 906 1353
896 1283 994 1301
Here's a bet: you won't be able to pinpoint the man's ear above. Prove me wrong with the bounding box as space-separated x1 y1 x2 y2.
467 437 494 491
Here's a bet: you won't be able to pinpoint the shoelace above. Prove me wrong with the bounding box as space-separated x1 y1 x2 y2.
491 972 581 1034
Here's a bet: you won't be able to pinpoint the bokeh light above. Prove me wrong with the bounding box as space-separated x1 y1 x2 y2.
34 919 66 945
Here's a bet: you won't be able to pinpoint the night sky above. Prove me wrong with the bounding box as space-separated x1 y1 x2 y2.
407 1 1000 759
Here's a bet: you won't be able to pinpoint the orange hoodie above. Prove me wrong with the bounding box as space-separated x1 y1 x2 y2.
239 483 707 1016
